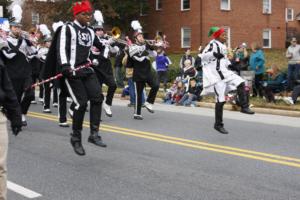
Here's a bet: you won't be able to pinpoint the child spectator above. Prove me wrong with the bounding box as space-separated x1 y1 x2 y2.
154 46 172 92
178 79 202 106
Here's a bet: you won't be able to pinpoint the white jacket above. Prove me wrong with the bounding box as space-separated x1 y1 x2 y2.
201 39 236 88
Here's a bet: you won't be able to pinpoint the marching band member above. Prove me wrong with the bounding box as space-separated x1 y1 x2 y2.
128 20 159 120
43 0 106 156
91 10 118 118
201 27 254 134
1 5 37 127
37 24 59 114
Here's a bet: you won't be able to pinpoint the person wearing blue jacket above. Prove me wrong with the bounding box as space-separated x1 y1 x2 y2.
262 65 286 103
154 46 171 92
249 42 265 97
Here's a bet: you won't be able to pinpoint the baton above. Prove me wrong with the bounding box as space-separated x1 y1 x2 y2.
29 62 92 90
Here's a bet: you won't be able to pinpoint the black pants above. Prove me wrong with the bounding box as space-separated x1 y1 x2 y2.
43 82 58 109
95 60 117 106
58 88 68 123
32 73 44 99
65 74 103 132
134 76 159 115
291 85 300 103
253 74 264 97
11 77 35 115
157 71 168 91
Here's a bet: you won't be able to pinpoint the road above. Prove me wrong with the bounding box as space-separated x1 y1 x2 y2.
7 99 300 200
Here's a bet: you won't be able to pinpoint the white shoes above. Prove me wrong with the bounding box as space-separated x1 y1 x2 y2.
31 100 37 104
53 103 58 108
38 98 44 103
43 108 51 113
103 103 112 117
283 97 294 105
144 102 154 113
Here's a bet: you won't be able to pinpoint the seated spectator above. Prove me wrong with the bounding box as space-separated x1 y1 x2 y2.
262 65 286 103
164 80 179 104
173 81 186 105
283 84 300 105
183 59 197 79
179 48 195 75
178 79 202 107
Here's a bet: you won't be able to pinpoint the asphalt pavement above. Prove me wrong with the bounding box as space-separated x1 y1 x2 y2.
6 99 300 200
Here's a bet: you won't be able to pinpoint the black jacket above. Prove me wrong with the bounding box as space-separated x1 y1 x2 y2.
0 58 22 127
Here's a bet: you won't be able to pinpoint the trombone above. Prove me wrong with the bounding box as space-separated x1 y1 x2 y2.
106 26 128 45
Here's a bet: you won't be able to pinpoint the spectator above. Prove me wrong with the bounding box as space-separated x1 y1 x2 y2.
178 79 202 106
194 46 203 76
249 42 265 97
286 37 300 91
232 43 249 74
174 81 186 105
283 66 300 105
179 48 195 73
163 80 179 104
183 59 197 79
154 46 172 92
262 65 286 103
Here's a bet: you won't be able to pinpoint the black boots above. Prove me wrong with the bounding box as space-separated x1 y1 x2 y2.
70 131 85 156
88 131 107 148
237 83 255 115
214 102 229 134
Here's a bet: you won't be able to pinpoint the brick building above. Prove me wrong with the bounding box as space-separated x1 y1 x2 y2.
140 0 300 52
286 0 300 41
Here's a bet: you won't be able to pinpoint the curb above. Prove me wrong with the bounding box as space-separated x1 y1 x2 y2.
112 93 300 118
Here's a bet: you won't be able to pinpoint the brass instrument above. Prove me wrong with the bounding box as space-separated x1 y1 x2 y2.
107 26 128 45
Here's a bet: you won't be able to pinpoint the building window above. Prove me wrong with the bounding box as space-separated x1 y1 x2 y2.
181 27 191 48
263 0 271 14
223 27 231 48
286 8 294 21
181 0 190 11
156 0 162 10
31 12 39 25
263 29 271 48
0 6 3 18
140 0 148 16
220 0 230 11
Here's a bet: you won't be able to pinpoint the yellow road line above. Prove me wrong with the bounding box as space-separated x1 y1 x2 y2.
27 112 300 168
28 111 300 164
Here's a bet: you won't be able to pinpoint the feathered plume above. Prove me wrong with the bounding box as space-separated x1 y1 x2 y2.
52 21 64 32
39 24 51 37
131 20 142 31
1 20 10 32
12 4 22 23
7 0 25 12
94 10 104 25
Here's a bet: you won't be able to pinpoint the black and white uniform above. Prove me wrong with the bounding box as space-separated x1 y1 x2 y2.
201 39 251 129
30 50 44 101
56 21 103 133
129 42 159 116
37 47 58 110
92 35 118 107
1 34 37 115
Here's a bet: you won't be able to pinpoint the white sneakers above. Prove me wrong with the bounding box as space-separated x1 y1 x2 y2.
283 97 294 105
103 103 112 117
43 108 51 113
144 102 154 113
53 103 58 108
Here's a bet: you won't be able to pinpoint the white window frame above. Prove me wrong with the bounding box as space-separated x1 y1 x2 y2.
263 29 272 48
0 6 3 18
31 12 39 25
263 0 272 14
223 27 231 48
181 0 190 11
156 0 162 10
286 8 294 22
220 0 231 11
181 27 191 48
